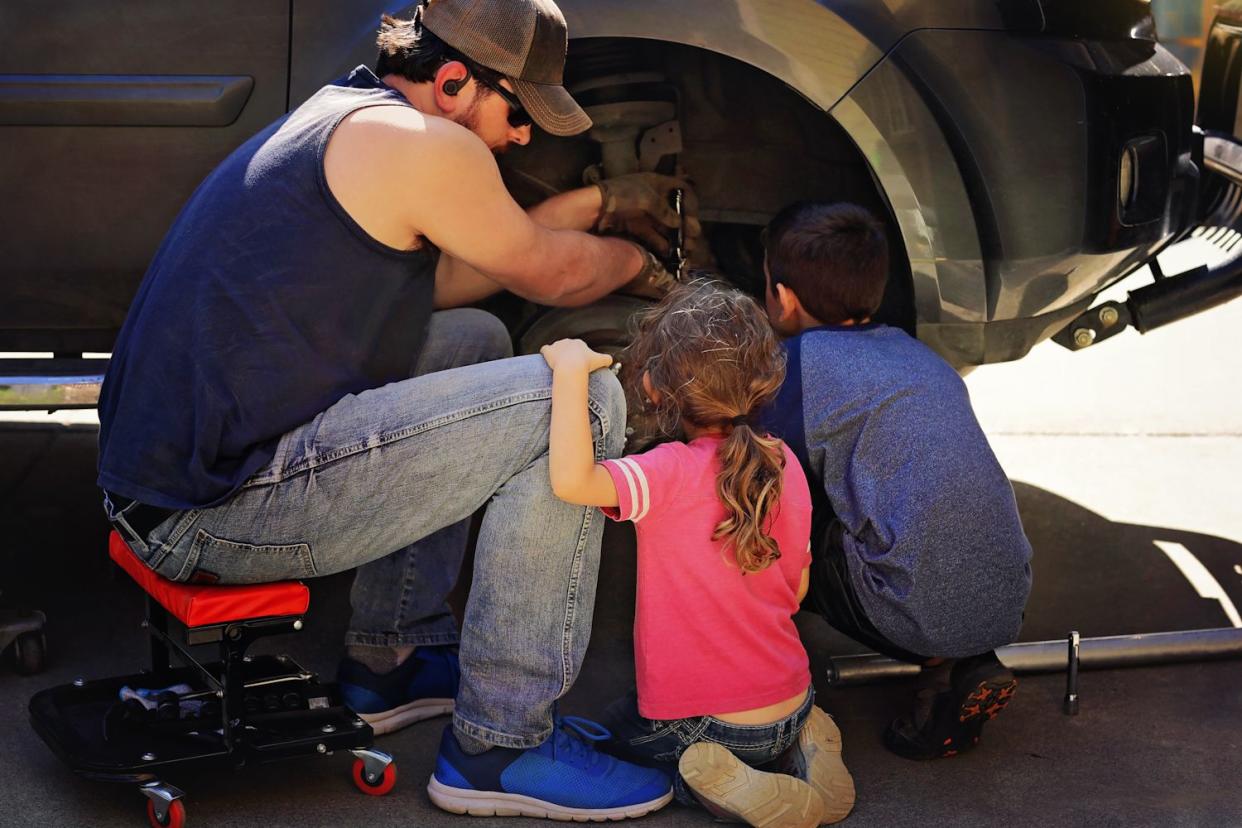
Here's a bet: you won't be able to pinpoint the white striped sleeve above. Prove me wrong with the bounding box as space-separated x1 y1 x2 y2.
615 457 652 522
599 442 681 524
610 457 642 520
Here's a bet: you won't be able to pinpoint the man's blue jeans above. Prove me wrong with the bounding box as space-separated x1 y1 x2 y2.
111 309 627 749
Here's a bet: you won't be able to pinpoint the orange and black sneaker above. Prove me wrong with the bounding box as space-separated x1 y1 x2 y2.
882 651 1017 760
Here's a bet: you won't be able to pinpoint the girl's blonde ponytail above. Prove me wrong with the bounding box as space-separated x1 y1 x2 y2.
713 422 786 572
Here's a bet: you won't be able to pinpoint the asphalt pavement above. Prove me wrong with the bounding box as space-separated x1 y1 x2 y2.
1 266 1240 827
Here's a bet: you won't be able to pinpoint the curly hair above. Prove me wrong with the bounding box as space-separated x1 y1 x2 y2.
622 278 788 573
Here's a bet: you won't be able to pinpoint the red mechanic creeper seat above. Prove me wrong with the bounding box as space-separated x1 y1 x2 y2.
108 530 310 627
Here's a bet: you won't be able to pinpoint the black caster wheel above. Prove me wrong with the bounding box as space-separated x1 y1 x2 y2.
12 631 46 675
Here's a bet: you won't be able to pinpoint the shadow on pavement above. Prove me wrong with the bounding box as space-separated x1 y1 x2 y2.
1 426 1240 826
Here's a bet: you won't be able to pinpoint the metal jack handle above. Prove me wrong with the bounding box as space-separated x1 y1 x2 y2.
1063 630 1080 715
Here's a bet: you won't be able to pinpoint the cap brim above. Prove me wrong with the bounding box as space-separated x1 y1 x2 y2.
511 78 592 137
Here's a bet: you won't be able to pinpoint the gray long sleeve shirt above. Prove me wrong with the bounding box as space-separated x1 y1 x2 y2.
763 324 1032 658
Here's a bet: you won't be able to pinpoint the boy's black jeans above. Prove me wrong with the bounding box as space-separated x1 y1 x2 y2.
805 513 931 665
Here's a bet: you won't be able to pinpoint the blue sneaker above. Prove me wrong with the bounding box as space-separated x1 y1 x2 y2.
428 716 673 820
337 645 458 735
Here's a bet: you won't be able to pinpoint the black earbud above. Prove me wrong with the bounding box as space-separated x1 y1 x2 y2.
443 67 471 96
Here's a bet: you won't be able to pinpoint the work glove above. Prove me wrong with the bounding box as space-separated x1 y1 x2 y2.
620 241 679 301
594 173 702 259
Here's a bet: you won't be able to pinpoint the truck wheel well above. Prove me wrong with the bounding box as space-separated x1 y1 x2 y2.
501 37 915 334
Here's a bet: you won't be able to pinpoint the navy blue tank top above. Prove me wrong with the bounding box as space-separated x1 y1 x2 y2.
98 67 439 510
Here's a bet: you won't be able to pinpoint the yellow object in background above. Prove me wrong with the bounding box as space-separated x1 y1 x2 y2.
1155 0 1215 81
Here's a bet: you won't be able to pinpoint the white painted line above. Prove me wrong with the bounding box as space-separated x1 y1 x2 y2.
1154 541 1242 628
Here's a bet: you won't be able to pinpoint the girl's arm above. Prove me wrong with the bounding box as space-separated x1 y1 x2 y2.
541 339 621 508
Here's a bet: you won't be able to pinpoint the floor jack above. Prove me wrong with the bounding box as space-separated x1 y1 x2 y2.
29 531 396 827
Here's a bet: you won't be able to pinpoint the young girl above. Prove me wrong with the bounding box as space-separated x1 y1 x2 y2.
540 280 855 828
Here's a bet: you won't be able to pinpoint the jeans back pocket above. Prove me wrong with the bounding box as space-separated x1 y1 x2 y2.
181 529 316 584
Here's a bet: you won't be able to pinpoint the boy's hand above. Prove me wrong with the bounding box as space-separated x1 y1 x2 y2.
541 339 614 373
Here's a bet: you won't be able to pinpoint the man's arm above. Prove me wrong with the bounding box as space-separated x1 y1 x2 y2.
397 117 641 306
433 185 606 309
527 185 606 232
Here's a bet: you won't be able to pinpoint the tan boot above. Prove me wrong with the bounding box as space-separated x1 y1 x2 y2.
679 742 826 828
786 706 855 823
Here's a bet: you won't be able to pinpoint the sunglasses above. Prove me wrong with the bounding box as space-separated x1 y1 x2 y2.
476 75 533 129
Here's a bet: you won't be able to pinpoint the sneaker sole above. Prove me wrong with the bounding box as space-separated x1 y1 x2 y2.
361 697 454 736
427 775 673 821
957 677 1018 725
679 742 826 828
935 675 1018 759
796 707 855 824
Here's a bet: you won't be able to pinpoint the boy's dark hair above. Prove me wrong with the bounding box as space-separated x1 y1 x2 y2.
375 12 505 90
764 201 889 325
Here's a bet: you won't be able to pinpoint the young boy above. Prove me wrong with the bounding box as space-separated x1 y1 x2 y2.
759 201 1033 759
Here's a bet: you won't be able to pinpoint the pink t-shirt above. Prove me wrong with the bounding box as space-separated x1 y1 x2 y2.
602 436 812 720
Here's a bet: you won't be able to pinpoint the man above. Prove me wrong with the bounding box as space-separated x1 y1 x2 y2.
759 202 1033 760
98 0 690 818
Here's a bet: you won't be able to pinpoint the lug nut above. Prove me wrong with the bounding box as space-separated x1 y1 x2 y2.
1073 328 1096 348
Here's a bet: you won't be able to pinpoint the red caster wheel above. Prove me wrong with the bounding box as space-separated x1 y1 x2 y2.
352 756 397 796
146 799 186 828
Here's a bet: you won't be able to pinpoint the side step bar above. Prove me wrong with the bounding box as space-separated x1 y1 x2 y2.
1054 132 1242 351
0 358 108 410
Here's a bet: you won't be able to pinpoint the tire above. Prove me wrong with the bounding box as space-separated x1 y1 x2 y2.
352 757 397 796
516 295 655 356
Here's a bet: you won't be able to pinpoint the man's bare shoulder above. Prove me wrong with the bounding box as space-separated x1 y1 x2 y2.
324 101 509 250
334 104 489 166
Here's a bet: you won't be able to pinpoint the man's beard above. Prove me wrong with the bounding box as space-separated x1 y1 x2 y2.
455 96 508 155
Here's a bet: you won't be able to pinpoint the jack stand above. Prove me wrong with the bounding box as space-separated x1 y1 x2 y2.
1063 630 1080 716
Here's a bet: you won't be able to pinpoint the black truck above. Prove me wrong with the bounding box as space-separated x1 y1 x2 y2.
3 0 1242 405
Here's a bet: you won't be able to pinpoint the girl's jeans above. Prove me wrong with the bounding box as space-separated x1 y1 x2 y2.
598 687 815 805
107 308 627 750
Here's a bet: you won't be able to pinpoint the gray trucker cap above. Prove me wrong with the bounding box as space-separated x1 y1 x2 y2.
420 0 592 136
